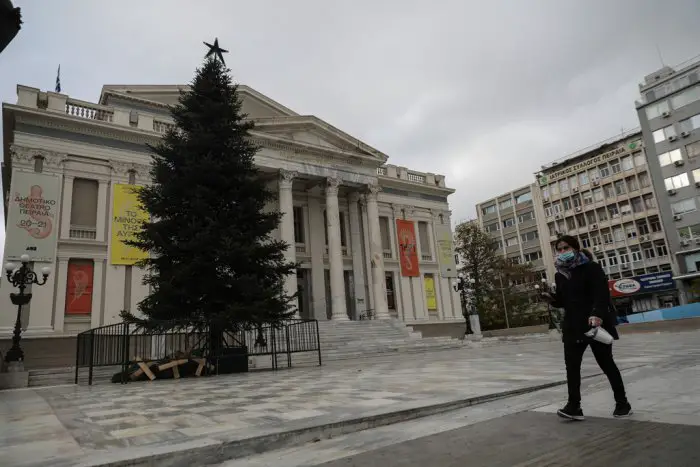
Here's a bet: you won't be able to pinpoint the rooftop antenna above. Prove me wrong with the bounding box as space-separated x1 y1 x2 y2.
655 43 665 67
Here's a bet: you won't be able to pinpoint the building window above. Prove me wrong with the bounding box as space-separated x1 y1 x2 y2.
634 153 646 167
602 231 614 244
417 221 431 260
650 217 662 232
579 171 589 186
664 173 690 190
70 178 99 239
639 172 651 187
597 207 608 221
606 251 619 266
631 248 643 263
506 237 518 247
608 204 620 218
687 141 700 159
542 186 550 200
521 231 538 243
599 164 611 178
658 149 683 167
559 179 569 193
502 217 515 228
548 223 556 236
619 250 630 265
621 156 634 171
643 194 656 209
586 211 596 224
583 191 593 205
670 85 700 110
499 199 513 210
637 221 650 235
385 272 396 311
613 227 625 242
631 197 644 213
485 222 499 233
379 216 391 252
515 192 532 204
524 251 542 262
604 184 615 199
569 176 579 189
581 237 591 248
293 206 304 244
625 224 637 239
671 197 697 215
626 176 639 192
619 201 632 216
644 247 656 259
645 100 670 120
588 169 599 183
614 180 626 196
566 217 576 230
518 211 534 223
610 161 621 174
550 183 559 195
653 125 677 143
678 223 700 240
655 243 669 257
593 188 603 202
482 204 496 215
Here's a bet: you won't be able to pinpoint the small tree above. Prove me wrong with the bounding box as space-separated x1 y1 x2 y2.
454 220 539 330
122 57 297 331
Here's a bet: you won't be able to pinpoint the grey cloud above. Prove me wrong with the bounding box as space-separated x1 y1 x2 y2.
2 0 700 233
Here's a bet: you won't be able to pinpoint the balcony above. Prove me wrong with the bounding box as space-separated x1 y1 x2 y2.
383 249 392 259
69 225 97 240
421 254 433 262
295 243 307 254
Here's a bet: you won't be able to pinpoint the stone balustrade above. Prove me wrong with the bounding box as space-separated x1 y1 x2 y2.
14 85 450 190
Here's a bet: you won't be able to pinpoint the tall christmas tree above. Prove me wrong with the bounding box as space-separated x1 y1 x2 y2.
123 46 297 329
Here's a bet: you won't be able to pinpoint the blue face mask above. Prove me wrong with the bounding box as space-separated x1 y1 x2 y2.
558 251 575 263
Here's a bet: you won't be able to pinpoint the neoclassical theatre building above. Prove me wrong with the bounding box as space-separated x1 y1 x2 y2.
0 84 461 341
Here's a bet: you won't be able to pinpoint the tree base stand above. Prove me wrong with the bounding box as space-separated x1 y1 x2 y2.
0 361 29 389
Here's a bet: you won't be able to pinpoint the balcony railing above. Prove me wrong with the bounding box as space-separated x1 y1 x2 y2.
421 254 433 262
383 250 392 259
69 225 97 240
65 99 114 123
295 243 307 254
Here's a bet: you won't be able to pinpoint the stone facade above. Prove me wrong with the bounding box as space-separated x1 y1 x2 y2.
0 84 462 338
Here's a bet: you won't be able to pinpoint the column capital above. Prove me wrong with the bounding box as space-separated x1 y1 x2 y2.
365 183 381 201
326 177 341 195
279 169 297 189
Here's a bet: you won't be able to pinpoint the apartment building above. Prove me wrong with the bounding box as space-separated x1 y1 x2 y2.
476 184 547 284
636 57 700 302
533 131 678 315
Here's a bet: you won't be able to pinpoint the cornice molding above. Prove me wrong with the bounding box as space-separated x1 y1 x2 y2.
10 145 67 168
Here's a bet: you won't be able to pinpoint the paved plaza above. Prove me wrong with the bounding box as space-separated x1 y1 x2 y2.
1 331 699 466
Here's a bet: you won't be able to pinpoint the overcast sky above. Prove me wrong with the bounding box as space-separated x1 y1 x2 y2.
2 0 700 258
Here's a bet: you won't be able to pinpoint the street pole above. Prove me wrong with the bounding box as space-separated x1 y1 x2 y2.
498 273 510 328
3 255 51 367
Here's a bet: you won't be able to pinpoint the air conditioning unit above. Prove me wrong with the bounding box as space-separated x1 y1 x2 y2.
640 235 649 242
575 206 582 212
591 223 598 229
668 189 677 195
593 246 601 252
573 187 579 193
555 214 562 219
681 131 691 138
662 111 671 118
593 180 600 186
622 264 630 270
669 135 678 142
674 214 683 221
695 181 700 188
681 239 690 247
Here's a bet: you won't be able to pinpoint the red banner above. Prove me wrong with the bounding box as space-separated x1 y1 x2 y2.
396 219 420 277
65 261 94 315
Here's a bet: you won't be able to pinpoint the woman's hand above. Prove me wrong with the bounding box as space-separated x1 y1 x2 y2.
588 316 602 327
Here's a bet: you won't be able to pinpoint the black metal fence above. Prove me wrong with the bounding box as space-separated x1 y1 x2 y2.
75 319 321 385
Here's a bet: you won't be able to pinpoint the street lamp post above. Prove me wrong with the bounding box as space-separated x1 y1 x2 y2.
535 278 558 332
454 275 481 339
3 254 51 366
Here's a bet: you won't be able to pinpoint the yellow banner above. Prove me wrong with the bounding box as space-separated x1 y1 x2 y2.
424 275 437 311
110 184 149 265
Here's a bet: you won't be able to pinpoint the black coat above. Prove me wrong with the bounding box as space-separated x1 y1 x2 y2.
551 261 619 343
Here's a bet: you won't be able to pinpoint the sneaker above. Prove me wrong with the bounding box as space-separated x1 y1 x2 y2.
557 403 585 421
613 401 632 418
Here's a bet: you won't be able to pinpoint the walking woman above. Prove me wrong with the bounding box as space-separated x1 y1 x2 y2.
543 235 632 420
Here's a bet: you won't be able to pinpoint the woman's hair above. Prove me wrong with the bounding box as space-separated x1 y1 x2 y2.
580 249 594 261
555 235 580 251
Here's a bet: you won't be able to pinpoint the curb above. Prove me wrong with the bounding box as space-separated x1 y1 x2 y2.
67 378 578 467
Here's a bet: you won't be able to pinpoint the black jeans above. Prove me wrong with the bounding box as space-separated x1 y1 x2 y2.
564 340 627 405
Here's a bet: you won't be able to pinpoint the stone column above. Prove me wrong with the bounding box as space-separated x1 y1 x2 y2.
53 258 70 332
365 185 390 319
348 192 367 319
60 175 74 239
96 180 109 242
279 170 300 317
325 177 348 320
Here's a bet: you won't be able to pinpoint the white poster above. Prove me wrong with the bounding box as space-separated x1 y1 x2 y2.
4 170 61 263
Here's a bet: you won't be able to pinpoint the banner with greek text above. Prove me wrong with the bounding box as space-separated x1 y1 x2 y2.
434 223 458 278
424 274 437 311
110 184 149 265
4 170 61 263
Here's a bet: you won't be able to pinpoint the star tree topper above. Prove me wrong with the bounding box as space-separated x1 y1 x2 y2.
204 38 228 65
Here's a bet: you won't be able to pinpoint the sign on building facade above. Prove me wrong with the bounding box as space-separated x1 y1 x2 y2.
110 184 149 265
434 222 458 278
4 170 61 263
608 272 675 298
65 260 94 315
396 219 419 277
424 274 437 310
